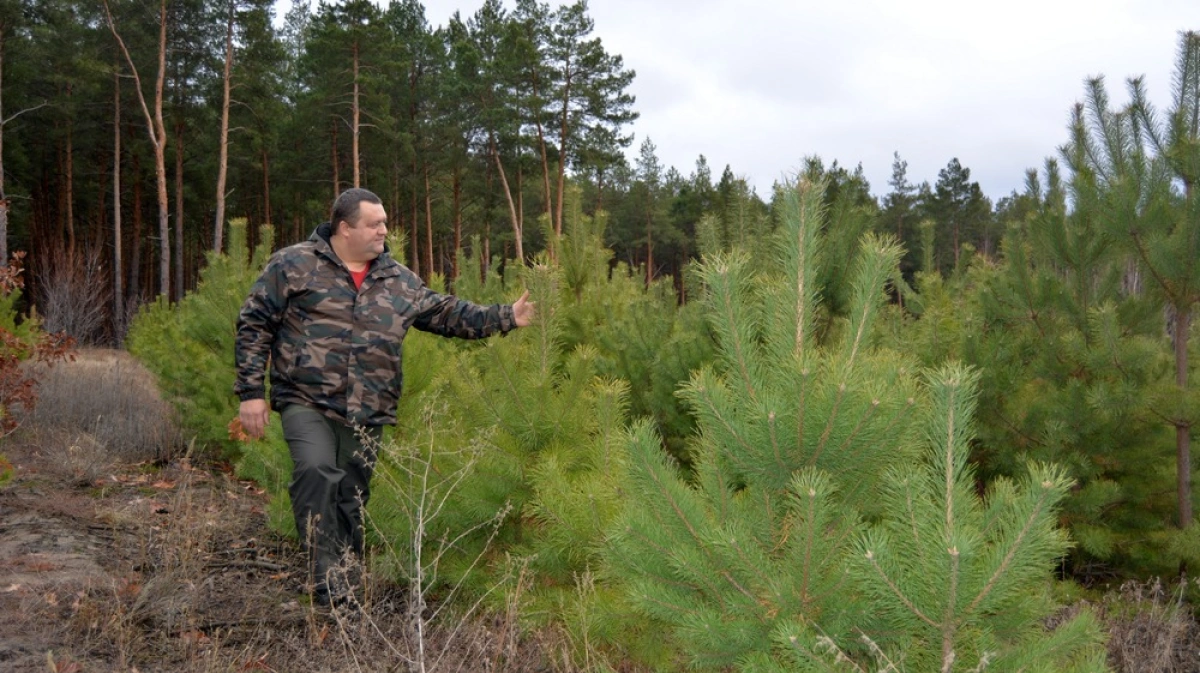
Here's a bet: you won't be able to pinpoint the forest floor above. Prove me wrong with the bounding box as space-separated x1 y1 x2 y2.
0 350 564 673
0 350 1196 672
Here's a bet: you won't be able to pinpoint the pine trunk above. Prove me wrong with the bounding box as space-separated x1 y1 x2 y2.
535 118 553 237
56 130 65 251
554 69 571 238
594 169 605 213
261 148 271 227
482 159 492 276
112 66 122 317
213 0 234 252
390 163 399 242
529 65 554 236
65 86 75 258
410 158 419 275
152 0 169 298
645 213 653 285
0 31 6 266
952 219 960 270
423 165 433 278
351 41 360 188
489 133 522 262
1176 304 1193 529
331 119 340 199
451 166 461 281
173 119 184 300
129 151 143 300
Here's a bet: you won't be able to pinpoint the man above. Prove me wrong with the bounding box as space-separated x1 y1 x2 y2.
234 187 534 606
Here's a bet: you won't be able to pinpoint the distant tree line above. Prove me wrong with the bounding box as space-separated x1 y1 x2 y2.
2 0 1044 340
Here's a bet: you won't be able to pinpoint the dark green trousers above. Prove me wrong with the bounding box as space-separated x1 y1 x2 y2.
280 404 381 597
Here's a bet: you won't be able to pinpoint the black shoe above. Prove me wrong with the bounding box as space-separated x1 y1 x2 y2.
314 587 357 611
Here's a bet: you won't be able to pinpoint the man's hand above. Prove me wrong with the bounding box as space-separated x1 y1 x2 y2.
512 290 536 327
239 398 270 439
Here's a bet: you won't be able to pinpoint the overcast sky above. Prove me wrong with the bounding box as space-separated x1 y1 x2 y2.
284 0 1196 201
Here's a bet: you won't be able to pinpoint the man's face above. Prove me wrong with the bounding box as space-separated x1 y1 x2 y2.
341 202 388 262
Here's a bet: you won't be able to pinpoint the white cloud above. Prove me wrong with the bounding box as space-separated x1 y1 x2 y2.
289 0 1197 201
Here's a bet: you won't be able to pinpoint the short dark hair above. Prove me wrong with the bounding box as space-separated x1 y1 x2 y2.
330 188 383 234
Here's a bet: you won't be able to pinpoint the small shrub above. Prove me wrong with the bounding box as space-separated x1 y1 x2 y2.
0 251 76 438
36 246 112 346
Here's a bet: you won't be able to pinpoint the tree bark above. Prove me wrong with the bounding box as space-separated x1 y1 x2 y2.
554 64 572 238
261 148 271 227
0 26 6 266
482 156 492 276
423 164 433 278
174 119 184 300
451 164 461 281
410 158 420 276
112 65 122 321
1175 304 1193 528
528 64 553 236
103 0 171 298
645 210 653 286
129 150 143 300
351 40 360 188
213 0 234 252
331 118 340 199
65 83 75 258
488 132 521 262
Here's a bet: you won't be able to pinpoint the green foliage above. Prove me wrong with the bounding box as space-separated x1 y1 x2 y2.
359 203 711 668
888 128 1196 575
605 179 1106 671
554 195 715 459
128 219 277 458
1062 32 1200 537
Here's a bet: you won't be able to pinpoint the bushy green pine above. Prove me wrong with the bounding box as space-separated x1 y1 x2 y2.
887 162 1188 576
127 220 295 531
128 219 274 454
368 206 681 667
604 179 1107 671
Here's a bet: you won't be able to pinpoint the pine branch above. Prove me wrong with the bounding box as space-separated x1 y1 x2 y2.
810 382 847 466
965 480 1058 616
626 426 752 604
863 548 938 628
708 255 760 404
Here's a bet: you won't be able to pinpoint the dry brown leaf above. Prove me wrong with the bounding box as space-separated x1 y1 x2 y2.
228 417 250 442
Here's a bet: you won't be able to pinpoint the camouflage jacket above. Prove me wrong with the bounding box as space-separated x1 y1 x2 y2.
234 222 516 426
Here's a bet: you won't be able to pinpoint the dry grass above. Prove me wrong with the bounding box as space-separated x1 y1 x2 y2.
24 348 183 465
1096 578 1200 673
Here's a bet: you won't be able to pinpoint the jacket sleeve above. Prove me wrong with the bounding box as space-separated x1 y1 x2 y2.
411 282 516 339
234 254 289 400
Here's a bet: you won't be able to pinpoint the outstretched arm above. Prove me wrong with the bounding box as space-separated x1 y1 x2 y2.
411 282 533 338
